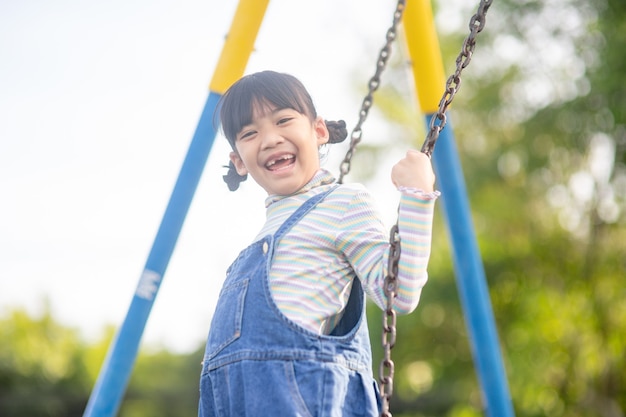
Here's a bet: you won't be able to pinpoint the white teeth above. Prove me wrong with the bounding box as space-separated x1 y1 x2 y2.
266 154 294 168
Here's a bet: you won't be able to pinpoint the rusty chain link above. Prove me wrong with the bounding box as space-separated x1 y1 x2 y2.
337 0 406 185
421 0 493 157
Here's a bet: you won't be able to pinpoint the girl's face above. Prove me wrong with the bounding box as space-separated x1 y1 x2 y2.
229 103 329 196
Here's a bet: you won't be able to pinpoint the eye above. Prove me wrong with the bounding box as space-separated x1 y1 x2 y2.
277 117 293 125
237 129 256 141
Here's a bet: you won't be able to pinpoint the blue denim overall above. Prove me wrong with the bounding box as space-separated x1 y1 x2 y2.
199 186 381 417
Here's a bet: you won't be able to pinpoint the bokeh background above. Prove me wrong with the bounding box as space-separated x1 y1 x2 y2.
2 0 624 416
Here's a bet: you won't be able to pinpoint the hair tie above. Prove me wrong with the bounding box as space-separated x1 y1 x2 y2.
223 161 247 191
325 120 348 144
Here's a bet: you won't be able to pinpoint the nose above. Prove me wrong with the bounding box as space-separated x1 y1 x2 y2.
260 129 284 150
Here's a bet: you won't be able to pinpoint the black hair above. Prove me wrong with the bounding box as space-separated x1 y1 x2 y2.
218 71 347 191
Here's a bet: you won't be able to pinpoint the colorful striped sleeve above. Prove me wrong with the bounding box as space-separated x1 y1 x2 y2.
336 187 437 315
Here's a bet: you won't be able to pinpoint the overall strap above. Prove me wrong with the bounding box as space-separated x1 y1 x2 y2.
273 185 339 242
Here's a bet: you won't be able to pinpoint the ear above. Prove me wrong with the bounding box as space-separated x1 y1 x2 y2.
229 152 248 176
314 117 329 146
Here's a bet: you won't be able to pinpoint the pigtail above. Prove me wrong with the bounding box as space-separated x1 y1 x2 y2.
325 120 348 144
223 161 247 191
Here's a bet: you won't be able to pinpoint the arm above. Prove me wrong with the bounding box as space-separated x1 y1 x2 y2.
335 151 438 314
390 191 438 314
387 150 439 313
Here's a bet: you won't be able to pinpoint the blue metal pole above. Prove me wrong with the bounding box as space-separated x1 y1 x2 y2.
83 91 222 417
428 114 515 417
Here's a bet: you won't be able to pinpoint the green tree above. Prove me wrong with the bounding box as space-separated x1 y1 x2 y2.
0 305 91 416
119 346 203 417
0 306 203 417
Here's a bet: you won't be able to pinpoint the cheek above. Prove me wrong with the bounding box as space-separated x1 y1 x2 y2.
231 148 250 175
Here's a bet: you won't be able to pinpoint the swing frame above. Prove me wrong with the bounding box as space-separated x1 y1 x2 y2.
83 1 515 417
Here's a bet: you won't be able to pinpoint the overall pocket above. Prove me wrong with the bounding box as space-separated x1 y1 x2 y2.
206 278 249 359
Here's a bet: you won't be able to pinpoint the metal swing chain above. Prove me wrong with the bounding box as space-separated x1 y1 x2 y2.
334 0 406 415
379 223 401 417
380 1 494 414
337 0 492 416
332 0 406 412
421 0 493 157
337 0 406 185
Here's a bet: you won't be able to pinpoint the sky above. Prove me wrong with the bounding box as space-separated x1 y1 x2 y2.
0 0 435 353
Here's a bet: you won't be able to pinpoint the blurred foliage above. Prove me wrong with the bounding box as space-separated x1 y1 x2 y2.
364 0 626 416
0 305 91 416
119 346 203 417
0 306 202 417
2 0 626 416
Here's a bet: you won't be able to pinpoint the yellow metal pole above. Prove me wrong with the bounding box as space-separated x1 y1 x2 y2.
402 0 446 114
210 0 270 94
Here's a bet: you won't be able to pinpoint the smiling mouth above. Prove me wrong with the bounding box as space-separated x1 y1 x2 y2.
266 154 295 171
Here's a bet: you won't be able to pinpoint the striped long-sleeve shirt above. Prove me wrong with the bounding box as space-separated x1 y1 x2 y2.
254 169 438 335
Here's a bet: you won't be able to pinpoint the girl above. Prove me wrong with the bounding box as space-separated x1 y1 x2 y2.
199 71 438 417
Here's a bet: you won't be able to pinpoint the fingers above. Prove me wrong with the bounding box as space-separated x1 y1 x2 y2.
391 149 435 191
